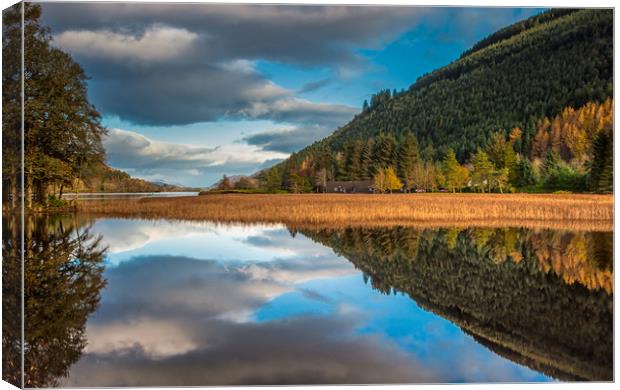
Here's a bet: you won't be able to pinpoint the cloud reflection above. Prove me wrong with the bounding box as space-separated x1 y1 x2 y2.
61 221 552 386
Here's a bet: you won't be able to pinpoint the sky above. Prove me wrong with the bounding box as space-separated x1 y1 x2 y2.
38 2 545 187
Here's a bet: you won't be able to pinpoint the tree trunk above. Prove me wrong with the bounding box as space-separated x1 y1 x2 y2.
25 175 33 210
10 174 18 209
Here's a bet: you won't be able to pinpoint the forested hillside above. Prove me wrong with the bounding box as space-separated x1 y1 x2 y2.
259 9 613 194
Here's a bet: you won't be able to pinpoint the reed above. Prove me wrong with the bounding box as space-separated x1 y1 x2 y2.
77 193 614 231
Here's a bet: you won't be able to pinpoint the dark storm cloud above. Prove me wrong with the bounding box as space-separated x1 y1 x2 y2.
39 2 422 126
298 78 332 93
243 124 335 153
41 3 423 66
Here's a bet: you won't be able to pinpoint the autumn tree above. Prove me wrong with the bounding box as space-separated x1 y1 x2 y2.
442 149 461 192
492 167 510 193
373 169 387 193
218 175 233 190
384 166 403 193
235 176 258 190
471 150 494 192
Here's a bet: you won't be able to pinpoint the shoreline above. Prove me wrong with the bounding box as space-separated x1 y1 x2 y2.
73 193 613 232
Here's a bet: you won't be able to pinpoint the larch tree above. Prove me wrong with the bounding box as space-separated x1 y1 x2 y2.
442 149 461 192
384 166 403 193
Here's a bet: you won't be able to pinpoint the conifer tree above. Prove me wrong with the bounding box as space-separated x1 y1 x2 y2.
442 149 461 192
397 132 420 188
361 138 375 179
472 150 494 192
588 129 613 193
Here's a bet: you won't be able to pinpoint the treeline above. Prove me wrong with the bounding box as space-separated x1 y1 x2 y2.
259 8 612 193
256 99 612 193
66 163 193 194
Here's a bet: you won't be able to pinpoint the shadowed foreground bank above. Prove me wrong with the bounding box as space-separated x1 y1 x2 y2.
77 194 613 231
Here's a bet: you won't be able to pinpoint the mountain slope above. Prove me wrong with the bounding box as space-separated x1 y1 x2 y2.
270 8 612 175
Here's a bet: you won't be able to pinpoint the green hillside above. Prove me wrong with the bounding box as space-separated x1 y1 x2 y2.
260 9 613 193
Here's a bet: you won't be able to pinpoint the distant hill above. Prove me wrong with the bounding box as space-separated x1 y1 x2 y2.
268 8 612 174
68 163 202 193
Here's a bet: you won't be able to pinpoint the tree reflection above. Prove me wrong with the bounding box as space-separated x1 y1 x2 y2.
2 214 107 387
2 213 22 387
301 226 613 381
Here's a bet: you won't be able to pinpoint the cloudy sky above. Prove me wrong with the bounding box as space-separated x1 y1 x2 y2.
39 1 544 187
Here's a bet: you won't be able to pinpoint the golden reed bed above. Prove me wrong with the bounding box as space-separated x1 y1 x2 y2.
77 193 614 231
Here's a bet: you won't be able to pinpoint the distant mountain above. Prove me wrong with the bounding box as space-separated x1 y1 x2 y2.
70 163 203 193
268 8 612 174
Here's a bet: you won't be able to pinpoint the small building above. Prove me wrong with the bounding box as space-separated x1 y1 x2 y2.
324 180 375 193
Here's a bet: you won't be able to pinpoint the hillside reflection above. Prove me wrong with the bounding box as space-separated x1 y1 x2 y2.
300 226 613 381
2 214 108 387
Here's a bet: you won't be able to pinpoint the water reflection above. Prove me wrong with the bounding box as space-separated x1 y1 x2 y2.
5 216 612 386
3 214 108 387
2 213 22 387
301 226 613 381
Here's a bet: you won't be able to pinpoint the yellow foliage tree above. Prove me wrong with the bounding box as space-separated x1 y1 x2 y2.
374 166 403 193
384 166 403 193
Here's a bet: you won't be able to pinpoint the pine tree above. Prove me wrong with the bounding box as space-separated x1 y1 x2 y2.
360 138 374 179
514 157 538 187
347 140 363 180
397 132 420 188
375 133 396 170
588 129 613 193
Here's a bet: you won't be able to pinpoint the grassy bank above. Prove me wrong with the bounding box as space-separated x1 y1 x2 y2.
77 193 613 231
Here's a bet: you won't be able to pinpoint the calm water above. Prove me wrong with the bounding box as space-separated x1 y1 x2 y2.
3 215 613 386
61 191 199 200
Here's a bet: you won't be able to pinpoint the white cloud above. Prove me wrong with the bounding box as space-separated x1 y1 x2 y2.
104 128 288 170
55 25 198 62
